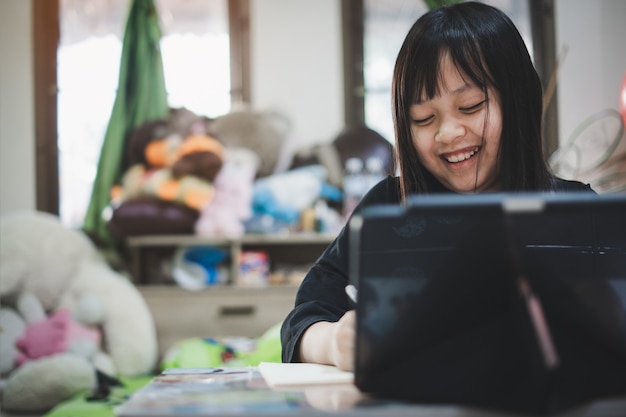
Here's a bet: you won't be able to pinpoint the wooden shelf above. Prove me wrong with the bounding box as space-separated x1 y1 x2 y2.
128 235 334 357
127 233 334 286
139 285 300 358
127 233 337 247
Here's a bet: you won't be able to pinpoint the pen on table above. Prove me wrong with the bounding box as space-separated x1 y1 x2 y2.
345 284 358 304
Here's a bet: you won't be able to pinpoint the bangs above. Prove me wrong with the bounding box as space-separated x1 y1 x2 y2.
412 36 495 103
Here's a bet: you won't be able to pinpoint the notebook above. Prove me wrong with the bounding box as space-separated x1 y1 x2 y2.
348 191 626 414
258 362 353 387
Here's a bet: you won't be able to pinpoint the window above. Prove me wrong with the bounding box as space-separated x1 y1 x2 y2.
34 0 249 227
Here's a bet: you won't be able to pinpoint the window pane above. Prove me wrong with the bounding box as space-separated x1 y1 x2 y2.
363 0 532 144
58 0 230 228
158 0 230 117
363 0 427 143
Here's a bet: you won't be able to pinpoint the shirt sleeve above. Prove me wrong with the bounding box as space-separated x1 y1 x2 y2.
280 176 401 363
551 177 597 193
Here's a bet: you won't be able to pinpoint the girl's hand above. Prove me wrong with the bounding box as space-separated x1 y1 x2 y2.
330 310 356 371
298 310 357 371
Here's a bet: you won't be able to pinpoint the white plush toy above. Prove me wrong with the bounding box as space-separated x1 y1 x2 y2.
0 210 158 413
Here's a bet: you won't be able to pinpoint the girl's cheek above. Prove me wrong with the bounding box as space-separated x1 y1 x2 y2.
415 131 436 151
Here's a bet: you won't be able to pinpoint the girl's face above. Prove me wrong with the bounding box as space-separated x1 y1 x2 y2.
409 54 503 193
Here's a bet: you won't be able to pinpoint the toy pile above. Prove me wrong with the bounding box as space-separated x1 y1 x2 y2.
107 107 288 239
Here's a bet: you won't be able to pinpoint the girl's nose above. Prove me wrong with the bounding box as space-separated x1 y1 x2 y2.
435 117 465 143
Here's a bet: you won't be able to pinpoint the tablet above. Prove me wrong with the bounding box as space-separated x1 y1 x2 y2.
349 192 626 414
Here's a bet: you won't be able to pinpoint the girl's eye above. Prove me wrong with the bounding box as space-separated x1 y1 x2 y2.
412 115 434 126
460 100 486 113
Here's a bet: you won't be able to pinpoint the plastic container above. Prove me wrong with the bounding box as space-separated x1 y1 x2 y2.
342 157 366 220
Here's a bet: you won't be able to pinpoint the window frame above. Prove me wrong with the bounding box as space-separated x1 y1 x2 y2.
341 0 558 154
33 0 60 214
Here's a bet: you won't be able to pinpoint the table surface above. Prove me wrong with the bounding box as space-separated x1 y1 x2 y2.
114 368 626 417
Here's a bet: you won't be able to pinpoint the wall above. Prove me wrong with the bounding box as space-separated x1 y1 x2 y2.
249 0 344 171
0 0 36 216
555 0 626 146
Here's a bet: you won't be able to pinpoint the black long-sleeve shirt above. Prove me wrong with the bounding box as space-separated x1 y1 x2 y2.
280 175 594 363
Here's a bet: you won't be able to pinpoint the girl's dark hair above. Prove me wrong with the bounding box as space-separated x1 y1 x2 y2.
392 1 553 197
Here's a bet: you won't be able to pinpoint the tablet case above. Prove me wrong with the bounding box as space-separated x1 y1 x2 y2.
350 192 626 414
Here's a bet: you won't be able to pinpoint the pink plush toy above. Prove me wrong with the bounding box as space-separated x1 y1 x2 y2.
195 148 258 238
15 308 101 366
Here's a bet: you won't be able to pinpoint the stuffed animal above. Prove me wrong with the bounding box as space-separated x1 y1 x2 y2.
160 322 283 370
0 210 158 413
289 124 395 188
207 108 291 178
195 148 259 238
111 133 225 211
0 292 112 412
247 165 333 234
122 107 212 174
14 303 101 367
107 109 225 238
2 354 97 412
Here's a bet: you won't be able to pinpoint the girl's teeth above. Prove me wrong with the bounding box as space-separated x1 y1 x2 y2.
446 149 476 163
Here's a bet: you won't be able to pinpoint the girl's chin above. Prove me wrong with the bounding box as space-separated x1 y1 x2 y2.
444 178 500 194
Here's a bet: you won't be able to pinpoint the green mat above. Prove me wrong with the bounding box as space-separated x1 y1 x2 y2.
44 376 153 417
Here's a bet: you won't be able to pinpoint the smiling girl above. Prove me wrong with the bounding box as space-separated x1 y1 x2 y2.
280 1 593 372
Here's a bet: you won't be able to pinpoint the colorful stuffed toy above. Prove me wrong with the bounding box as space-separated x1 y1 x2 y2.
0 211 158 413
111 133 225 211
160 322 283 370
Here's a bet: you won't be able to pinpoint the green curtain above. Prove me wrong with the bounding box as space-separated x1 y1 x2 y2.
423 0 462 10
83 0 169 246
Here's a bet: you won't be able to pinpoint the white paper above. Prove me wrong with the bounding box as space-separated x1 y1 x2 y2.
258 362 354 387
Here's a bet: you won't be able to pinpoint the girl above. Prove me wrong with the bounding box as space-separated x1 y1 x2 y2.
280 1 592 371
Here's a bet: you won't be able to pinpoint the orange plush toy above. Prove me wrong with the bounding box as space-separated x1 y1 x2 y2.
111 133 225 211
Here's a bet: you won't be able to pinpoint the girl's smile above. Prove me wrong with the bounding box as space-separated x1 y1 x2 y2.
440 145 481 164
